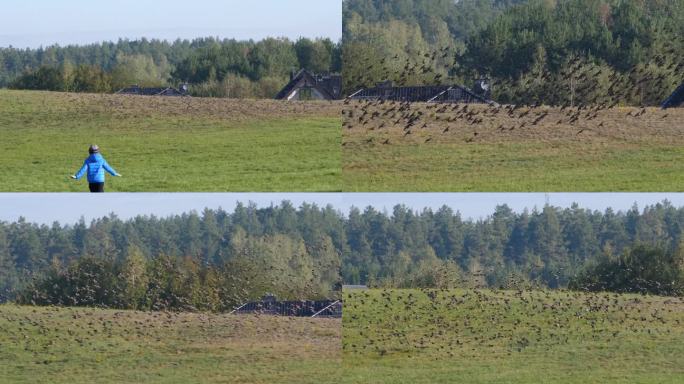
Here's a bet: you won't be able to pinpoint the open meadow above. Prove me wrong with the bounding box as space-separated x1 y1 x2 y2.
0 305 341 384
0 90 341 192
343 102 684 191
342 288 684 384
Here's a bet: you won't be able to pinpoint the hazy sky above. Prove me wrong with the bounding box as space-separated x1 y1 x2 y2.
0 0 342 48
1 193 683 225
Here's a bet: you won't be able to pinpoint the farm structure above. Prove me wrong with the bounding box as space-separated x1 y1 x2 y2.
116 84 188 96
662 83 684 108
275 69 342 101
342 285 368 290
231 294 342 318
349 80 495 104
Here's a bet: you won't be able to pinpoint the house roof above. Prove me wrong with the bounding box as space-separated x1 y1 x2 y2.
342 285 368 290
116 85 184 96
349 83 495 104
662 83 684 108
230 299 341 317
275 69 342 100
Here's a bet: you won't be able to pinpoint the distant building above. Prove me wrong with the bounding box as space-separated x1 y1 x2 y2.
349 79 496 105
662 83 684 108
275 69 342 101
230 294 341 318
116 84 188 96
342 285 368 290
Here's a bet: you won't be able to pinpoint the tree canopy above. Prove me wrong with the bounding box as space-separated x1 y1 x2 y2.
3 200 684 309
342 0 684 105
1 37 341 98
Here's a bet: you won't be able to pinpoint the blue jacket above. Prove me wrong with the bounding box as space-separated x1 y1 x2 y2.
74 153 118 183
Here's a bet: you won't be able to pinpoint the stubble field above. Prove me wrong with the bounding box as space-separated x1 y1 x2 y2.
342 288 684 384
0 305 341 384
343 101 684 191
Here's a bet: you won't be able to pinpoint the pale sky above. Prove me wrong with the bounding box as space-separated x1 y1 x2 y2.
1 193 683 225
0 0 342 48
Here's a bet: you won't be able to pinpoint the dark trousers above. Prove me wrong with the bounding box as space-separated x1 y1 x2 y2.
88 182 105 193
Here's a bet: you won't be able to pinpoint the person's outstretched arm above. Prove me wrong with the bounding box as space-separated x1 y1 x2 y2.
72 161 87 179
102 159 120 176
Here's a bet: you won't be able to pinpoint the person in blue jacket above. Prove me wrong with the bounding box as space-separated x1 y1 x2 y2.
70 145 121 192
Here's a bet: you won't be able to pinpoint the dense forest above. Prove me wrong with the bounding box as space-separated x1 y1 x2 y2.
2 200 684 310
0 202 345 308
343 0 684 105
1 37 341 98
342 201 684 293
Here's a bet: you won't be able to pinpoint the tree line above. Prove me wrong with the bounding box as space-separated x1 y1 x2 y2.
342 201 684 294
1 37 341 98
1 202 344 307
570 245 683 296
343 0 684 105
2 200 683 310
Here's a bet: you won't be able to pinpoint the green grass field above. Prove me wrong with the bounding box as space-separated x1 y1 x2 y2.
342 288 684 384
0 305 340 384
343 141 684 191
343 104 684 191
0 90 341 192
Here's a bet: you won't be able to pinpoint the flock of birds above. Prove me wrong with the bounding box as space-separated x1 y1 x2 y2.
0 306 195 365
343 44 683 145
342 98 680 146
17 264 339 318
52 91 338 122
4 286 682 365
348 46 458 88
343 287 684 359
5 34 684 376
0 304 339 368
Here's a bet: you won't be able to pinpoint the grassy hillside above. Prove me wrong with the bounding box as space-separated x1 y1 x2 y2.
342 288 684 384
0 305 341 384
0 90 341 192
343 102 684 191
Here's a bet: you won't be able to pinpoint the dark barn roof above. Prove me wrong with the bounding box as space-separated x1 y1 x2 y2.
275 69 342 100
116 85 186 96
231 298 341 318
662 83 684 108
349 82 495 104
